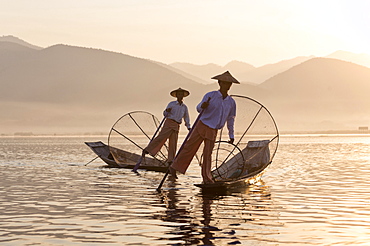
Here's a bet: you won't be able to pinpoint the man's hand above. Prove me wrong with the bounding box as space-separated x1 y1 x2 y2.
201 101 209 109
166 108 172 112
228 138 234 144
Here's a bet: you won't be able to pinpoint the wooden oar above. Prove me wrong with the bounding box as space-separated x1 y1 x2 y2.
84 155 100 166
132 113 167 172
156 97 210 191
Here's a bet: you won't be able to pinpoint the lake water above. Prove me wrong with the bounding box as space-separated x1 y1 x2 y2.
1 135 370 245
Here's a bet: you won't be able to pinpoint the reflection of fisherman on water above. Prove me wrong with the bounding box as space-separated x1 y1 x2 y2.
154 179 277 245
154 179 200 245
197 182 278 245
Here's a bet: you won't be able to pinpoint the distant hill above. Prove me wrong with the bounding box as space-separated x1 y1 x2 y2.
325 50 370 68
169 62 223 83
223 60 255 79
238 56 314 84
0 35 42 50
0 41 38 67
0 42 212 134
259 57 370 131
2 36 370 134
169 60 255 84
154 60 209 84
171 56 314 85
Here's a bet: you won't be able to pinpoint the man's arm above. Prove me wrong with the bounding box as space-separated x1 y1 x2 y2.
163 102 173 116
227 116 235 141
196 92 212 113
184 106 191 130
227 100 236 142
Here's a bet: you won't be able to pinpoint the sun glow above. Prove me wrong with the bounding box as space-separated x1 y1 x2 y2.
1 0 370 66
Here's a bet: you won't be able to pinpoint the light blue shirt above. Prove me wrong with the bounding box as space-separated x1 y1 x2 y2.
164 101 191 129
196 91 236 139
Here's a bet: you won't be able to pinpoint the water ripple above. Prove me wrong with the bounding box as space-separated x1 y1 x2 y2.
1 135 370 245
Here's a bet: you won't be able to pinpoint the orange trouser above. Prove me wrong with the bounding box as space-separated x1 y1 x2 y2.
171 121 217 183
144 118 179 162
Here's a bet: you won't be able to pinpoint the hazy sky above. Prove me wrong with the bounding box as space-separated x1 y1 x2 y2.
1 0 369 66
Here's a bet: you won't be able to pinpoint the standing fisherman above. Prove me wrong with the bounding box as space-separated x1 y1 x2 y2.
136 88 191 174
171 71 239 183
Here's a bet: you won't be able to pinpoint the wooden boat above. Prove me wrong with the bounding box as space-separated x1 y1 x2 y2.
85 141 168 172
194 139 273 191
85 141 117 166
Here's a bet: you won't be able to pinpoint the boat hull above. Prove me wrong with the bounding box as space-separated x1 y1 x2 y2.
85 141 168 172
194 171 264 191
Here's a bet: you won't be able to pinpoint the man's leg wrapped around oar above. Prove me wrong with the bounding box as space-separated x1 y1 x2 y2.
133 118 177 172
171 120 217 183
144 119 179 158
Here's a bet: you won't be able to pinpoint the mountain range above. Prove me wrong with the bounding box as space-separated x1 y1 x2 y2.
260 58 370 131
170 60 255 84
326 50 370 68
1 35 370 134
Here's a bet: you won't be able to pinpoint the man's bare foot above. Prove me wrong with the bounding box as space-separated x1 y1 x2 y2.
169 167 177 179
203 179 214 184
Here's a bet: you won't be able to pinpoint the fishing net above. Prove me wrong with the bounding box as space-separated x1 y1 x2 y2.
210 95 279 181
107 111 168 168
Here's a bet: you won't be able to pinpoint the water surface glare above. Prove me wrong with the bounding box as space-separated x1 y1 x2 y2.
1 135 370 245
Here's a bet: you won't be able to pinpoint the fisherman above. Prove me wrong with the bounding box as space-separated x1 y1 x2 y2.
171 71 239 184
137 88 191 174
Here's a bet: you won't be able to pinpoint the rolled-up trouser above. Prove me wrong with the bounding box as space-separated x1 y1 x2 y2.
144 118 179 162
171 120 217 183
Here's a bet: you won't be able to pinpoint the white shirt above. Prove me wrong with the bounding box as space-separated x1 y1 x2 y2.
196 91 236 139
164 101 191 129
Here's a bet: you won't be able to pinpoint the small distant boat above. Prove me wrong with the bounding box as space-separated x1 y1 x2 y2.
85 141 168 172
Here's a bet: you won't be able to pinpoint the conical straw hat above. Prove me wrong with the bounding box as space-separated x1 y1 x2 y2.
211 71 240 84
170 87 190 97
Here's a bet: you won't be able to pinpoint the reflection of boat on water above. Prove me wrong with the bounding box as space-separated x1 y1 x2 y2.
194 95 279 190
84 141 168 172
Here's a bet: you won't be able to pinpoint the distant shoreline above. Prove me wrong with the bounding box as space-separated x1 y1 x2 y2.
1 130 370 138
